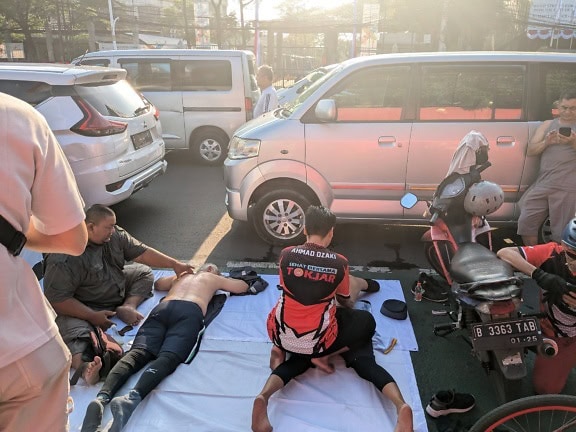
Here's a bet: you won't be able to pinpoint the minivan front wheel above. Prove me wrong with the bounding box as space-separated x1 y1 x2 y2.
191 130 229 165
251 190 311 246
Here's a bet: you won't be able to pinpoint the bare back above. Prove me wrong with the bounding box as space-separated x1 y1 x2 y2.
162 272 248 316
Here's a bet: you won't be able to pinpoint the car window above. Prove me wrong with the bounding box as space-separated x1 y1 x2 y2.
419 65 525 121
78 58 110 67
75 80 148 118
542 63 576 119
173 60 233 91
323 66 410 121
0 80 53 106
119 60 172 91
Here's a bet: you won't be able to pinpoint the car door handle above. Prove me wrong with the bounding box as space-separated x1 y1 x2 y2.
496 136 516 147
378 136 400 147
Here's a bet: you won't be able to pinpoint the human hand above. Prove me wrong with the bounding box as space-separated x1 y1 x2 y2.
532 268 569 305
90 310 116 329
174 261 194 277
563 283 576 309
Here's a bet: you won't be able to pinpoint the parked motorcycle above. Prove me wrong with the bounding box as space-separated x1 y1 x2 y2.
401 131 557 403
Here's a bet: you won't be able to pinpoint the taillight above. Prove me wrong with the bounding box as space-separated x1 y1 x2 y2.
488 300 517 315
152 104 160 121
71 97 127 137
245 97 254 121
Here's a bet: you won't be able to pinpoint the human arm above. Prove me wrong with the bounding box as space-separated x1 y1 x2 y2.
51 298 116 329
154 275 177 291
215 274 250 295
25 221 87 256
527 121 555 156
496 246 537 276
498 246 574 306
133 247 194 276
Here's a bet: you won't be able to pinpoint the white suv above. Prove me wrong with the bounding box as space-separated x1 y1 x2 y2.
0 63 167 207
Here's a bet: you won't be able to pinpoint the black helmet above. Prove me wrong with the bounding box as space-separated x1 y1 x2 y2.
562 218 576 250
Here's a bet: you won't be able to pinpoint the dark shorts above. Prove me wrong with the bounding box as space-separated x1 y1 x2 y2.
132 300 205 362
320 308 376 359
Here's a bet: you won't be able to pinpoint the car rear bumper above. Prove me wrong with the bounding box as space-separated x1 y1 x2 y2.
86 159 168 207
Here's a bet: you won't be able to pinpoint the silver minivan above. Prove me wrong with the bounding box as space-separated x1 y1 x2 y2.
224 51 576 245
73 49 260 165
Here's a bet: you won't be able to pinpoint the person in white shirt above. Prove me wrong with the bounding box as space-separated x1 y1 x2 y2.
0 92 88 432
254 65 279 118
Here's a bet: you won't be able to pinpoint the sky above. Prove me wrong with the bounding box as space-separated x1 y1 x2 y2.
229 0 350 21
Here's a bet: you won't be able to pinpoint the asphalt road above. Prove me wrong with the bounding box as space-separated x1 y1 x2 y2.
112 151 573 432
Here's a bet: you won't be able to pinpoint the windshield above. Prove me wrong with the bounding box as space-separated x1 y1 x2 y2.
283 64 342 113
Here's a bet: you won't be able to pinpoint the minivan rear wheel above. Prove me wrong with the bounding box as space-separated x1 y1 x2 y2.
539 217 552 244
251 189 311 246
191 130 229 165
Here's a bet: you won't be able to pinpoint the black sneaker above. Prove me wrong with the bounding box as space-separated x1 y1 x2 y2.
411 273 449 303
425 390 476 417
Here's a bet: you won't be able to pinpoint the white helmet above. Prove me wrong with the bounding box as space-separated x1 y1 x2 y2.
464 181 504 216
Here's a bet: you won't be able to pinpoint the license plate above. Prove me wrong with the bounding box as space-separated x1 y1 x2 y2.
471 317 542 351
131 130 153 150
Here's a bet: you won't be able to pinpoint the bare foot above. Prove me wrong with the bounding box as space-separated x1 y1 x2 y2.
311 356 335 374
394 404 413 432
269 346 285 370
251 395 272 432
115 305 143 326
83 356 102 386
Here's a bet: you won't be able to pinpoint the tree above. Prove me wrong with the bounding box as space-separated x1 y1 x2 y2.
237 0 254 49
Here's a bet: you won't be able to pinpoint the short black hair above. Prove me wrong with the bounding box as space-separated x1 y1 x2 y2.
559 89 576 101
85 204 115 224
304 205 336 237
258 65 274 80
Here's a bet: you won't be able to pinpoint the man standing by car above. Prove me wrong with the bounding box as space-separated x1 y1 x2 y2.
517 89 576 245
254 65 279 117
43 204 193 385
0 93 88 432
498 218 576 394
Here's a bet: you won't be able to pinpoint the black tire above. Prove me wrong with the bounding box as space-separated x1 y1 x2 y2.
539 216 552 244
424 241 453 281
190 130 229 165
469 394 576 432
251 189 311 246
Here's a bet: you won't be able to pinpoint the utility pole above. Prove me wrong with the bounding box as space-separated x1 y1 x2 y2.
108 0 118 50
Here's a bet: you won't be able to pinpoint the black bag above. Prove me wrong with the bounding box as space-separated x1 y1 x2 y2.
228 266 269 295
70 325 124 385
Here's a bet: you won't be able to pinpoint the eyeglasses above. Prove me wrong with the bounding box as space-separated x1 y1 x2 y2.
559 105 576 112
565 248 576 259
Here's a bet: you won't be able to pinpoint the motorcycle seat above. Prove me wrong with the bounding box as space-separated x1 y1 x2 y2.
450 242 514 283
450 243 523 300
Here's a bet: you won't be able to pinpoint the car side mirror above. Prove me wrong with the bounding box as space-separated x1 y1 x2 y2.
315 99 337 122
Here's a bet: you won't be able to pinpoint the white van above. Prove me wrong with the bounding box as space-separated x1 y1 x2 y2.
73 49 260 165
224 51 576 245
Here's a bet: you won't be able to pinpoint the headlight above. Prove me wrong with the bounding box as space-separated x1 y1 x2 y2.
228 136 261 159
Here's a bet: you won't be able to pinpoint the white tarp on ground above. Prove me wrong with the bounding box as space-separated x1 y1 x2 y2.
18 249 427 432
